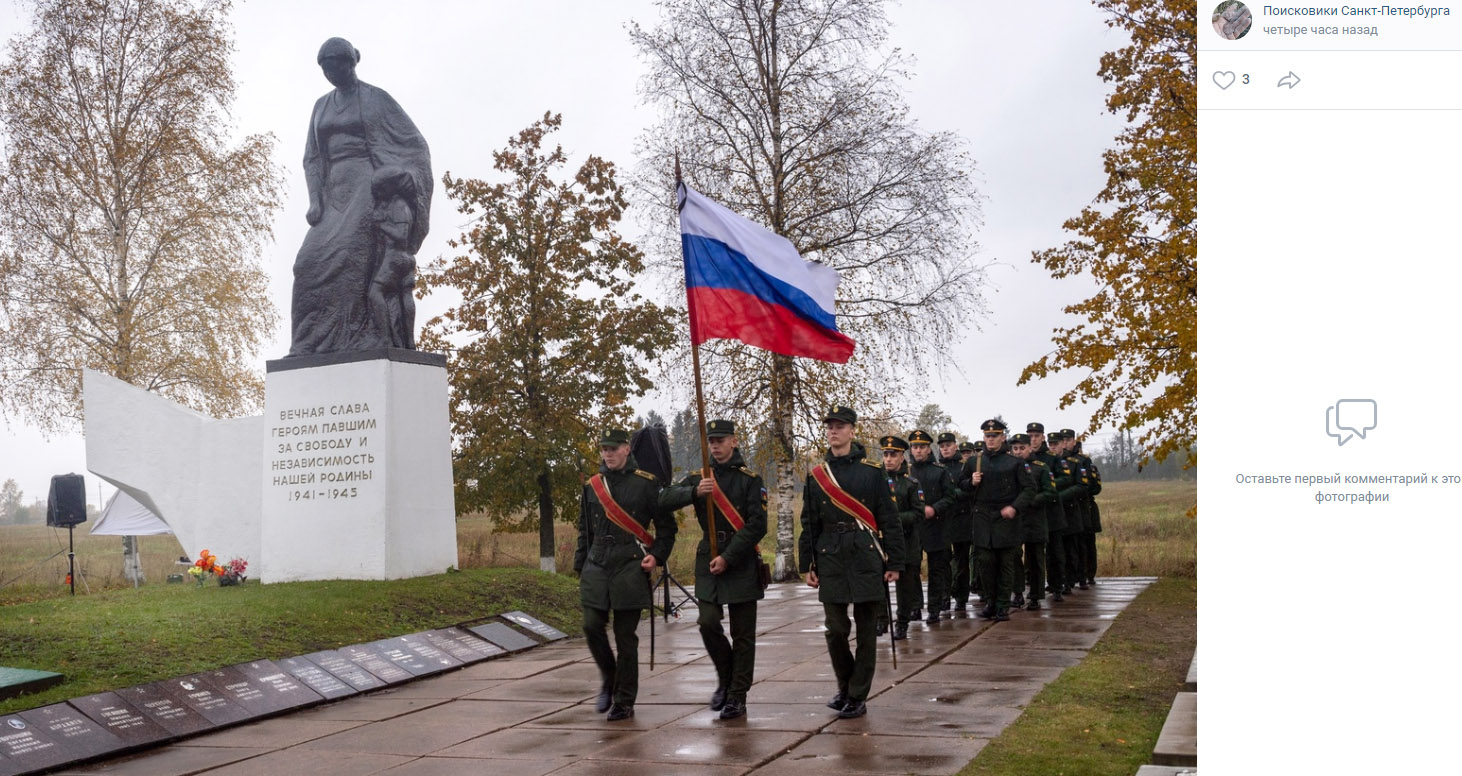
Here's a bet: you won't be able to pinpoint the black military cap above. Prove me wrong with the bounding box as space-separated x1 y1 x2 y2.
980 419 1008 433
1026 422 1045 433
1009 433 1032 446
707 419 736 438
908 429 934 445
958 441 977 453
937 432 958 444
973 440 987 451
824 405 857 424
880 435 909 452
1047 430 1067 442
1058 428 1079 439
599 428 630 446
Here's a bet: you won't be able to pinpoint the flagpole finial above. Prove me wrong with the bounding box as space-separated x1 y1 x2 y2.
674 153 682 185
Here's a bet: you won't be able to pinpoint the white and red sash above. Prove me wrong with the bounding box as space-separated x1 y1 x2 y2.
588 473 653 547
811 462 877 532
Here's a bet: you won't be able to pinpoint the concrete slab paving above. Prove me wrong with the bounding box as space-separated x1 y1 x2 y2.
1136 767 1198 776
60 577 1152 776
1153 691 1197 767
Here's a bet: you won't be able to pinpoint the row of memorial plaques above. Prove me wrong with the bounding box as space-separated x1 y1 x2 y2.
0 614 559 776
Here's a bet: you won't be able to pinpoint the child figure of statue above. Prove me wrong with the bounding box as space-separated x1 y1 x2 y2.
369 167 418 349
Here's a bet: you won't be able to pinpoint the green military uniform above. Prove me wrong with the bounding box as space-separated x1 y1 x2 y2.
877 436 924 640
799 406 906 718
574 429 678 718
1056 429 1092 590
1029 427 1069 602
1011 432 1050 610
908 430 958 624
959 419 1038 620
939 432 975 612
659 420 766 719
1075 443 1102 585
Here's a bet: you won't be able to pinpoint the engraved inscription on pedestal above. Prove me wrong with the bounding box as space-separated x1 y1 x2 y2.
229 661 324 712
278 657 355 700
304 651 386 692
502 611 569 641
466 622 538 653
339 644 413 685
14 703 126 769
115 684 212 736
166 675 252 726
267 402 380 509
68 692 170 748
425 628 504 663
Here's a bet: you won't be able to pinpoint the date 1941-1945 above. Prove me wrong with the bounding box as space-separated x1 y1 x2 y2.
288 488 359 501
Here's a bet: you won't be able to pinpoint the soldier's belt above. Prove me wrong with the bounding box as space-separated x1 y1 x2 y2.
823 522 860 533
594 535 640 545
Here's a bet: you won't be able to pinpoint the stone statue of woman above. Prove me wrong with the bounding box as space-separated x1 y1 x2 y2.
288 37 431 356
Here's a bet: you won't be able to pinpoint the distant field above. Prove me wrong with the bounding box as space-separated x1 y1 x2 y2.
1 479 1195 603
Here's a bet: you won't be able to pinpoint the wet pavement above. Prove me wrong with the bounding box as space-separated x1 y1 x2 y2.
58 577 1154 776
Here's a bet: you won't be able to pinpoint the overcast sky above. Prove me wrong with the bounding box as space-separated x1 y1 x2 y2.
0 0 1128 503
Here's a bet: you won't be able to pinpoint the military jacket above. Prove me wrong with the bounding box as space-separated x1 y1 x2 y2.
1084 459 1103 533
574 454 678 610
659 450 768 605
1032 447 1069 535
937 453 974 542
1020 459 1053 543
959 446 1039 550
798 442 907 604
886 461 923 563
1059 454 1091 532
909 456 958 551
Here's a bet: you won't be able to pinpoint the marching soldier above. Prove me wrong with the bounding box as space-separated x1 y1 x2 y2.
879 435 924 640
574 428 678 721
1009 433 1051 611
960 419 1038 621
659 420 767 720
1028 424 1069 602
937 432 975 613
909 430 958 624
1054 430 1091 591
799 406 906 719
1072 435 1103 586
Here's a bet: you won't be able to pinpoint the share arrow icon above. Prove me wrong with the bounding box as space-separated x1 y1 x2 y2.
1277 71 1301 89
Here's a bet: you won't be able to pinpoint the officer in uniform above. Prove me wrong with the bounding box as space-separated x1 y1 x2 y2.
660 420 767 720
909 429 958 624
959 441 980 463
878 435 924 641
574 428 678 721
1028 423 1069 602
960 419 1038 621
1053 430 1091 591
799 406 906 719
1071 435 1103 586
937 432 975 612
1009 433 1051 610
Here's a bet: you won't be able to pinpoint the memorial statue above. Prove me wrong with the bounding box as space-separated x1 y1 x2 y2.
288 37 431 356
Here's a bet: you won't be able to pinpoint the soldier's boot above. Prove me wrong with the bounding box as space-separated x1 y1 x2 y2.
710 685 728 711
1025 598 1041 611
1052 591 1065 602
1012 591 1026 608
718 697 746 720
876 620 888 636
596 672 615 713
606 703 635 721
892 622 909 641
827 689 849 711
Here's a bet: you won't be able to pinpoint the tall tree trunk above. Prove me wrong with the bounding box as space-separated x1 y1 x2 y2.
122 535 144 586
771 353 798 581
537 468 556 573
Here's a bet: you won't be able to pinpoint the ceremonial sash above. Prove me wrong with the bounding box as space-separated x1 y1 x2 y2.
588 473 654 547
811 463 877 533
710 479 746 531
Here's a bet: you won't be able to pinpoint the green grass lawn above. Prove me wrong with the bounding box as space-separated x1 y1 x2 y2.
0 566 579 715
961 577 1197 776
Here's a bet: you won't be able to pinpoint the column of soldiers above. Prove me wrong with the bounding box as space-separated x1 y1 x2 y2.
574 409 1100 722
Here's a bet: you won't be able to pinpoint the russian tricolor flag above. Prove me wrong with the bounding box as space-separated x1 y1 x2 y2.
678 183 856 364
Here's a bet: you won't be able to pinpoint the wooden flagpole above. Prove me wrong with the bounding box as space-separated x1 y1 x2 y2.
677 156 719 563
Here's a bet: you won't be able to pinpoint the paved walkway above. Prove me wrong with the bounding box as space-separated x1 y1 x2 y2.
61 577 1154 776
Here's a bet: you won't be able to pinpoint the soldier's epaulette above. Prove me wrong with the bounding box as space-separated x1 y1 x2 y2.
1030 460 1048 469
633 470 658 482
861 459 882 469
738 466 757 477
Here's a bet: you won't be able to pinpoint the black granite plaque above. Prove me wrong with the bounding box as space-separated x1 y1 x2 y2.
395 633 463 672
304 650 387 692
278 657 355 700
229 661 324 712
339 644 413 685
467 622 538 653
68 692 170 748
115 683 213 736
425 628 504 663
13 703 126 770
368 638 437 676
501 611 569 641
192 666 285 717
164 674 253 726
1 711 64 775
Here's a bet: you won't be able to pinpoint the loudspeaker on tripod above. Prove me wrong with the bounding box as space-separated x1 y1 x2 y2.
47 473 88 528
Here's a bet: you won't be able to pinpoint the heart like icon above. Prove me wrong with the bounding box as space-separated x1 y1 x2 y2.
1213 71 1236 90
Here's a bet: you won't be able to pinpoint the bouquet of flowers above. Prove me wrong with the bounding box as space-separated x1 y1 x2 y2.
188 550 224 587
221 557 248 586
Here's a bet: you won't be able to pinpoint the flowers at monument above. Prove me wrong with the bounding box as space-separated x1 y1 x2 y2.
188 550 225 586
222 557 248 585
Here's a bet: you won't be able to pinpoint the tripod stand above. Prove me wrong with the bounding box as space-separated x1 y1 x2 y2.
653 565 696 621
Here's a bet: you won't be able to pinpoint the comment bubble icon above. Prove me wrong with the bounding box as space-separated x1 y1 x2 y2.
1326 399 1377 446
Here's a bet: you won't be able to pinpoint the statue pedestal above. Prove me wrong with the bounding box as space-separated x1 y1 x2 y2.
261 349 457 582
